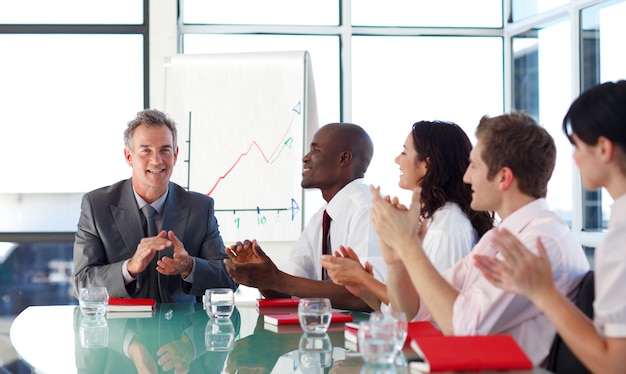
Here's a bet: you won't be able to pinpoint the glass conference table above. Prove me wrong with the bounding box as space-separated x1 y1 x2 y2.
10 302 550 373
10 301 372 374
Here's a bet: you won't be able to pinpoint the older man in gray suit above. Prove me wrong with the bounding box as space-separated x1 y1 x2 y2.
73 109 236 303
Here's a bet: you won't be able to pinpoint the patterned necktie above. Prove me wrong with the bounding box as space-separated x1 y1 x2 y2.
140 204 161 301
322 209 332 280
141 204 157 237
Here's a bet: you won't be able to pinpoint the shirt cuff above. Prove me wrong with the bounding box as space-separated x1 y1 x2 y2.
122 259 136 285
182 258 196 283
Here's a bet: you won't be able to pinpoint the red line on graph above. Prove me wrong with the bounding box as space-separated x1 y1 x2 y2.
206 104 300 196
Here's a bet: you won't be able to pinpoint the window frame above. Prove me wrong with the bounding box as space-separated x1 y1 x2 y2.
0 0 150 243
173 0 608 249
0 0 614 251
505 0 615 248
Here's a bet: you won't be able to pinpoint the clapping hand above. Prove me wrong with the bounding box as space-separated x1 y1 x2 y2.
474 227 555 302
157 231 194 278
321 246 372 297
226 239 263 264
224 241 281 290
369 185 423 262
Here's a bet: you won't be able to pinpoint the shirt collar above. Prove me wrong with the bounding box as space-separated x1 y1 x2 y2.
325 178 364 219
609 193 626 230
133 185 169 215
498 198 551 234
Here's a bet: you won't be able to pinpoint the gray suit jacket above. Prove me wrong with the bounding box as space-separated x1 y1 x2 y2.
73 179 237 302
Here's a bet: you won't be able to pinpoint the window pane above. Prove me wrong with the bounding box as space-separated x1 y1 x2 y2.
182 0 338 26
0 0 143 24
512 0 569 22
352 36 504 204
0 34 144 196
512 19 573 225
352 0 502 27
182 34 340 126
0 241 75 316
580 0 626 229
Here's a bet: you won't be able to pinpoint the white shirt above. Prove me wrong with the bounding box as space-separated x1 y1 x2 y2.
422 202 476 273
594 193 626 337
280 178 385 282
414 198 590 366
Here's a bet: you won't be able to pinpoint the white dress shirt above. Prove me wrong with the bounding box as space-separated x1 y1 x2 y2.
280 178 385 282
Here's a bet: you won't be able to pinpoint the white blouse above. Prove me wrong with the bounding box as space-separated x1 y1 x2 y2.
422 202 476 272
594 193 626 337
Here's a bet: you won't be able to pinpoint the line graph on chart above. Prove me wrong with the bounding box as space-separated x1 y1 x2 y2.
171 101 305 242
205 101 301 197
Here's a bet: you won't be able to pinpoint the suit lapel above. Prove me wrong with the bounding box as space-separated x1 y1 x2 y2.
162 183 189 242
112 180 145 256
159 184 190 302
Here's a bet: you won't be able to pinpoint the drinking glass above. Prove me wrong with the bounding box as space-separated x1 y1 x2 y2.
358 318 397 365
370 311 408 371
205 318 235 351
390 310 408 371
298 332 333 371
391 311 408 351
79 287 109 317
204 288 234 319
298 298 332 333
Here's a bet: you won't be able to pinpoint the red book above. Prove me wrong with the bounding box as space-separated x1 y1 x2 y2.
409 335 533 372
264 311 352 326
344 322 360 344
256 297 300 308
108 297 156 312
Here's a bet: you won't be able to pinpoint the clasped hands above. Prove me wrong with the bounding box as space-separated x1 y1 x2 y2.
223 239 281 289
128 230 194 278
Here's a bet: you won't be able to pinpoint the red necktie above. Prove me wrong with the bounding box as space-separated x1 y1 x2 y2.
322 209 332 279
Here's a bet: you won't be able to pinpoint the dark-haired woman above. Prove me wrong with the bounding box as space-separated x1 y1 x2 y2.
322 121 493 311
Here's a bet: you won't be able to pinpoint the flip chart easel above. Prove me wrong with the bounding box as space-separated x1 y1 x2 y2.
165 51 318 243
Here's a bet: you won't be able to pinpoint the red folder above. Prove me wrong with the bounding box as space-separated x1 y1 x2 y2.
108 297 156 312
264 311 352 326
409 335 533 372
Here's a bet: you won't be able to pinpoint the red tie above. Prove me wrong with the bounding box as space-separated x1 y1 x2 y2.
322 209 332 279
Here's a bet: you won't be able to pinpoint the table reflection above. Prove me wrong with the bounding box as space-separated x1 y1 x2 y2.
73 303 241 373
11 303 368 374
298 332 333 370
226 313 351 374
11 303 554 374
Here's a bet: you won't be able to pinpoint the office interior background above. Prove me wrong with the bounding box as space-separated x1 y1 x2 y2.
0 0 624 370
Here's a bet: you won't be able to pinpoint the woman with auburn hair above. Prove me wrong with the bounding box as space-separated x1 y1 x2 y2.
322 120 494 311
